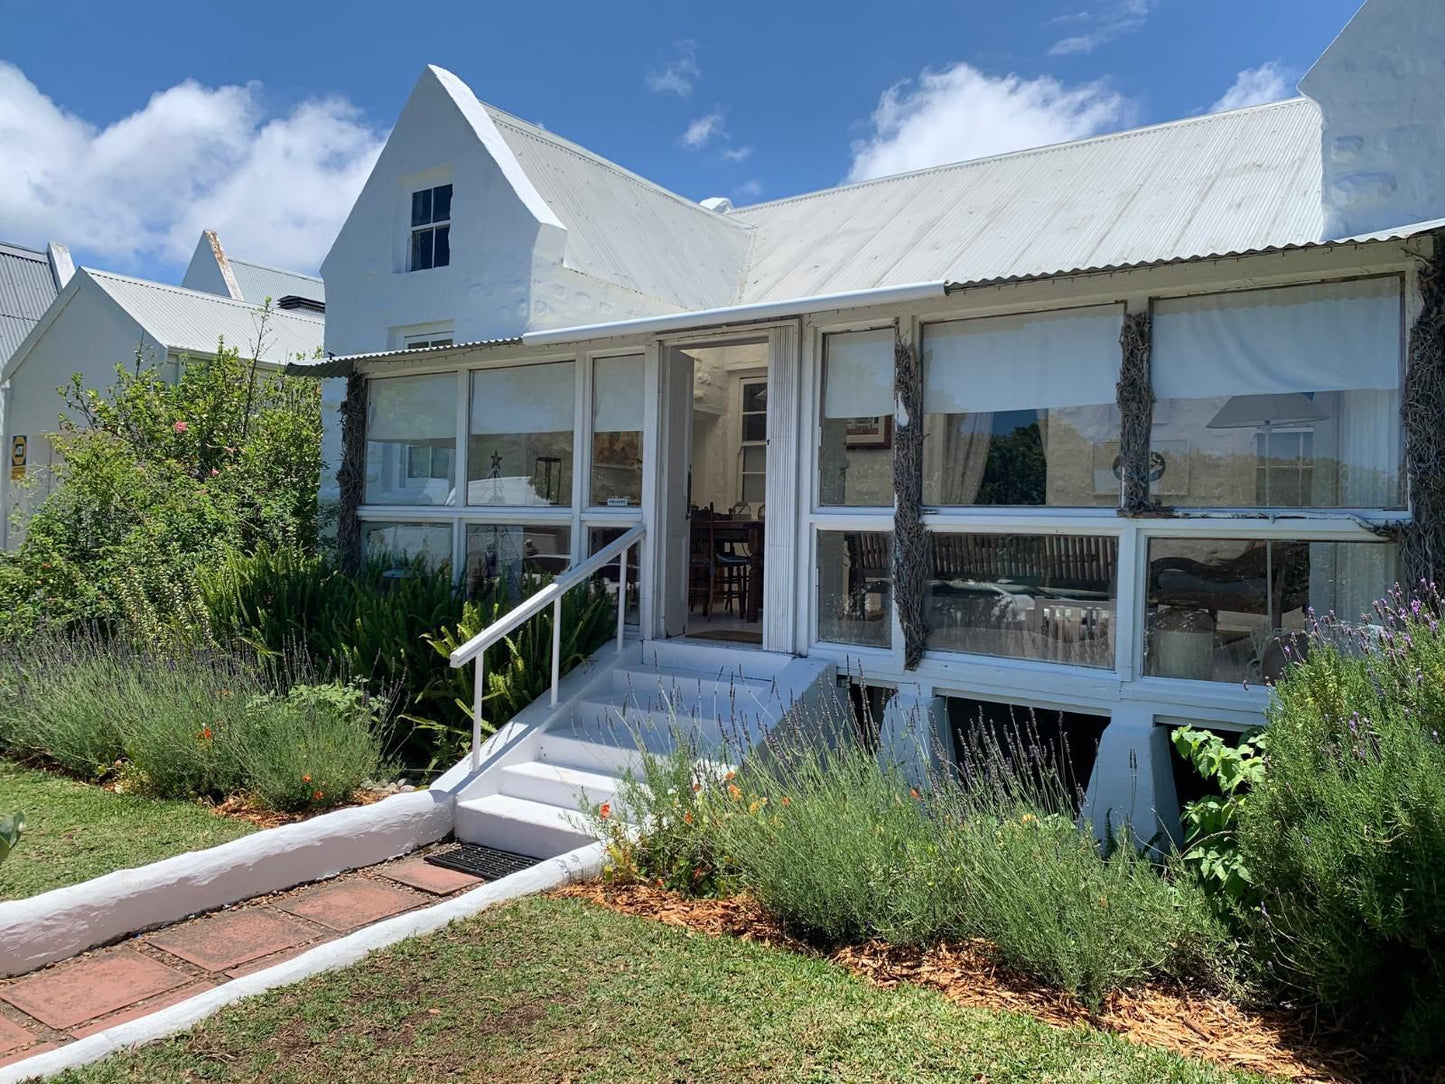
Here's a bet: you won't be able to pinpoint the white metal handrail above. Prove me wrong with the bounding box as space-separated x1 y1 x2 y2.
450 523 644 769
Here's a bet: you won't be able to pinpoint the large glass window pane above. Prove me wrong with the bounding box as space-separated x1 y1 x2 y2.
364 373 457 506
465 523 570 595
589 526 641 625
433 225 450 268
925 534 1116 668
432 184 452 222
361 520 452 571
1144 536 1401 684
817 530 892 647
411 189 431 227
1150 279 1402 509
468 363 574 507
590 354 643 507
921 306 1122 507
820 330 894 507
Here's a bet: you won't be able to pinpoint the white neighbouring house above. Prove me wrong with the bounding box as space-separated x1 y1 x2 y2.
306 0 1442 857
0 232 325 550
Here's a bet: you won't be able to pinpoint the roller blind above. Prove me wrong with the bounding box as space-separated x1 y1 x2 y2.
593 354 644 432
366 373 456 442
470 362 575 435
922 304 1123 415
1152 278 1401 400
823 328 894 418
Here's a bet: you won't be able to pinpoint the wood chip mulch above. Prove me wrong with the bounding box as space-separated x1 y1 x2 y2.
207 787 390 829
554 881 1429 1084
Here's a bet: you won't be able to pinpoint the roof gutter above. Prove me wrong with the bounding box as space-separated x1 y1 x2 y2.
520 281 948 347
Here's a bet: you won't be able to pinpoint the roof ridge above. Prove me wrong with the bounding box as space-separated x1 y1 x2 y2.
484 105 753 233
84 268 324 321
732 96 1314 217
0 240 47 260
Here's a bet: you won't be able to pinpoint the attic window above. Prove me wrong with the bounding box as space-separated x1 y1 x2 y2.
409 183 452 271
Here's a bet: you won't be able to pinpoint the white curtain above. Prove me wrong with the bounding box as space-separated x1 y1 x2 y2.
924 412 992 504
594 354 644 432
471 362 575 434
1152 278 1401 400
367 373 456 443
823 329 894 418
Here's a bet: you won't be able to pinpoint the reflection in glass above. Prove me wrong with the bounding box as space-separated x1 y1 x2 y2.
468 363 574 507
591 355 644 507
361 520 452 571
1144 537 1400 684
589 526 641 625
364 373 457 506
925 534 1117 667
819 329 894 507
817 530 892 647
464 523 570 596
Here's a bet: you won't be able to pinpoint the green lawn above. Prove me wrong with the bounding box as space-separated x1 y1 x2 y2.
0 760 254 900
56 895 1267 1084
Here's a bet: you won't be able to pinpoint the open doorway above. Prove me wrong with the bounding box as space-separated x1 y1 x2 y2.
677 339 769 644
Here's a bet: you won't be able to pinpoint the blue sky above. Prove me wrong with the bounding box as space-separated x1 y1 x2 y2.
0 0 1363 281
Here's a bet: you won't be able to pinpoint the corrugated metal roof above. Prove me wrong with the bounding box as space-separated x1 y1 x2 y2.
287 334 523 377
227 259 325 305
728 98 1325 303
86 269 325 364
0 241 59 366
486 106 750 311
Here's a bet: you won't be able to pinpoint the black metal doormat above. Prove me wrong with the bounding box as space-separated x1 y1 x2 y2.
425 842 542 880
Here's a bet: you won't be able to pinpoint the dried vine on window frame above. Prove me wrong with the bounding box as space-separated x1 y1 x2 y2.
336 369 366 574
1402 243 1445 587
1117 311 1165 517
893 331 927 669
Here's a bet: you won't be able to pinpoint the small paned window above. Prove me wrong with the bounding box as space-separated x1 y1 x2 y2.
409 184 452 271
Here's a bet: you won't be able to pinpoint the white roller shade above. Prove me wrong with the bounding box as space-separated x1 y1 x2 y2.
1153 278 1402 400
922 305 1123 415
593 354 644 432
367 373 456 442
823 328 894 418
470 362 576 434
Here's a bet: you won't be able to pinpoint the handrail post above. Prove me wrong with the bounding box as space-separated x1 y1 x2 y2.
616 542 628 650
550 595 562 706
471 655 484 772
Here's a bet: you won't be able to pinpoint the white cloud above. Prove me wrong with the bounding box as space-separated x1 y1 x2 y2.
1049 0 1150 55
647 41 700 97
1210 61 1292 113
847 62 1132 182
720 145 753 162
682 110 725 150
0 63 384 274
735 179 763 199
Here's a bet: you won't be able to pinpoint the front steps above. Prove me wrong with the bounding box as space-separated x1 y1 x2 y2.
450 639 835 859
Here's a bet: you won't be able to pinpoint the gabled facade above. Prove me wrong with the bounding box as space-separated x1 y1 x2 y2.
0 253 324 550
311 0 1445 846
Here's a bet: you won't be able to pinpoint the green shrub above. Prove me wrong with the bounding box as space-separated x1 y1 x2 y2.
0 632 128 775
1171 726 1267 916
1238 584 1445 1058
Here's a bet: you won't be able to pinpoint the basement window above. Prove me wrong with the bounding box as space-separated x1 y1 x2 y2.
409 183 452 271
946 696 1107 810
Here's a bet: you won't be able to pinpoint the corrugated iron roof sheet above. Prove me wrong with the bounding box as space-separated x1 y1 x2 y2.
287 334 523 377
728 98 1325 303
0 241 59 366
227 259 325 305
486 106 750 312
86 269 324 364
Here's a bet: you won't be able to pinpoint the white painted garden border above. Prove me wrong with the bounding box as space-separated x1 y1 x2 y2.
0 790 456 977
0 841 605 1083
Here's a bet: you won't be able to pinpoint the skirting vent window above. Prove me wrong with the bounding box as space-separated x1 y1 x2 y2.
946 696 1107 810
409 183 452 271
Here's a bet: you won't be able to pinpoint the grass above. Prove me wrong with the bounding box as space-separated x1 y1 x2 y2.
55 895 1265 1084
0 760 253 900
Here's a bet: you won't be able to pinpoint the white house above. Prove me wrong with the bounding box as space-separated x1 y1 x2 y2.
305 0 1444 858
0 235 325 549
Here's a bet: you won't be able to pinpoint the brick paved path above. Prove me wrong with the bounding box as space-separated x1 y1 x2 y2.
0 849 482 1068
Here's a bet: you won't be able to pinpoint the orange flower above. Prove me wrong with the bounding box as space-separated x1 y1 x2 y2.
910 788 921 800
196 727 213 742
313 790 324 801
599 802 612 820
724 770 736 781
727 784 742 800
683 812 693 825
692 867 704 881
781 796 791 806
302 774 312 784
692 783 701 793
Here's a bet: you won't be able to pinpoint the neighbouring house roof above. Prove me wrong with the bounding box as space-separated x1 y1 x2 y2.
0 241 61 367
85 269 324 364
226 258 325 306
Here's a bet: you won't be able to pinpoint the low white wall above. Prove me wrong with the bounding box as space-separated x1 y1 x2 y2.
1 841 605 1083
0 790 454 977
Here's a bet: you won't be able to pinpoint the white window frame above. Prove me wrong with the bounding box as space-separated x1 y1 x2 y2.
407 183 452 272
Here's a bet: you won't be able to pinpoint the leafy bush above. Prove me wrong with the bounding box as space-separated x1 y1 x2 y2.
587 719 1227 1008
0 634 389 812
203 545 618 772
1171 726 1266 915
1238 584 1445 1058
0 333 321 643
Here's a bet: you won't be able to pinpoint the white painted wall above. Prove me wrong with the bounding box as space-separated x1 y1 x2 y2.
0 281 161 549
1302 0 1445 238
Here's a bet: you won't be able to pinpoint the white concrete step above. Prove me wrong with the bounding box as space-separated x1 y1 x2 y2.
453 794 595 859
639 639 794 680
611 663 777 700
497 760 619 808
